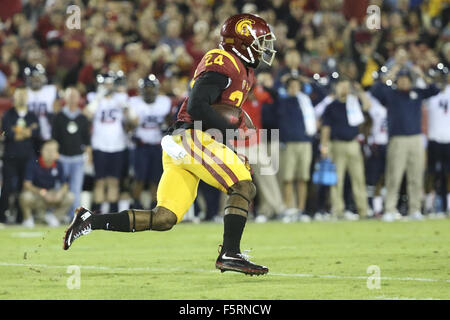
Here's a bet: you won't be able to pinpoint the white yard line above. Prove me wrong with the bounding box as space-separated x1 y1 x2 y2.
270 272 450 283
10 232 45 238
375 295 441 300
1 261 449 284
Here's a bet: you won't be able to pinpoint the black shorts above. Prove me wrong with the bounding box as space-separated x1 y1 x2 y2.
93 150 126 179
133 144 163 184
427 140 450 174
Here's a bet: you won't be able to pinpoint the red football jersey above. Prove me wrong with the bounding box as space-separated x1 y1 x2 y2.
177 48 255 126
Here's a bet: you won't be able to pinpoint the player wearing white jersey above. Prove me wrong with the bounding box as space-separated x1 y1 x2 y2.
365 91 388 216
85 71 137 213
367 92 388 146
425 75 450 215
129 75 172 209
87 91 129 152
25 64 59 148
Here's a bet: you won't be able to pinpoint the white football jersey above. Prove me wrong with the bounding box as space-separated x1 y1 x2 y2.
129 95 172 145
27 84 57 140
367 92 388 145
88 91 129 152
426 85 450 143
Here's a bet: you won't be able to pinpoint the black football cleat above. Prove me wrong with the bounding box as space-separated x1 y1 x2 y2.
63 207 93 250
216 250 269 276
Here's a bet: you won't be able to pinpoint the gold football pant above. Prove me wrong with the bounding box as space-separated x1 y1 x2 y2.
156 129 252 223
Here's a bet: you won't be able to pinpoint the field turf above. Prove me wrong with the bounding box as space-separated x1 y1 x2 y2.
0 219 449 300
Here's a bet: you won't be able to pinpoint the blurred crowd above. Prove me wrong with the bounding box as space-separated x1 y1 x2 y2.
0 0 449 227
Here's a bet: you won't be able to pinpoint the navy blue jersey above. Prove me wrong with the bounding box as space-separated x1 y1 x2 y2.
321 100 359 141
371 82 440 137
24 157 66 189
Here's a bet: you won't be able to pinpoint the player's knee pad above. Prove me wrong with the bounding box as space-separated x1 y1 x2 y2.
225 180 256 216
152 206 177 231
229 180 257 200
128 207 177 231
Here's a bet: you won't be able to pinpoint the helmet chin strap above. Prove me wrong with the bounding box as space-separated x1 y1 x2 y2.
231 46 255 65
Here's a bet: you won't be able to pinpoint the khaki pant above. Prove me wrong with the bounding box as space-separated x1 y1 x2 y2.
330 140 368 217
280 142 312 182
385 135 425 214
236 143 286 217
19 190 74 221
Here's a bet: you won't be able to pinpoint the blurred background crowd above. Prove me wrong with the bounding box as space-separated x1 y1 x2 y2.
0 0 449 227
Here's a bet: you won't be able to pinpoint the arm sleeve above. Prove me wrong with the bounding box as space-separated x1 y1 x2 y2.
82 116 91 146
321 102 333 126
370 82 389 106
1 111 15 140
30 114 40 139
416 84 441 100
314 95 333 118
187 71 236 133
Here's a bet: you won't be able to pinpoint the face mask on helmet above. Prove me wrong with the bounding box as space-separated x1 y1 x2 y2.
29 75 45 90
249 29 277 66
114 70 127 91
138 74 160 104
231 24 276 67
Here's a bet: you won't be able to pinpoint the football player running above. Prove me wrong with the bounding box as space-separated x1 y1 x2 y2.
64 14 276 276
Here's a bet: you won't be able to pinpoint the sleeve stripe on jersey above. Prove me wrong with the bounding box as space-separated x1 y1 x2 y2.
206 49 240 74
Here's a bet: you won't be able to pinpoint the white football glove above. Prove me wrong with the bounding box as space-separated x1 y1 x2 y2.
161 135 187 161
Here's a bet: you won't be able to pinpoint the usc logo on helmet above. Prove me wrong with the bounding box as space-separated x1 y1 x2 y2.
235 18 255 37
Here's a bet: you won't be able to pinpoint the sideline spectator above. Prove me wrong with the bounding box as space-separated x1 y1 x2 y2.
129 74 171 209
320 79 370 220
52 87 91 220
0 86 39 223
424 73 450 216
371 66 440 221
275 49 304 90
274 77 316 222
25 64 59 152
236 82 287 222
20 139 74 227
85 71 133 213
364 91 388 217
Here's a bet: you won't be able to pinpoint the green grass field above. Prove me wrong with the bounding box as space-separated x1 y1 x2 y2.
0 219 449 300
